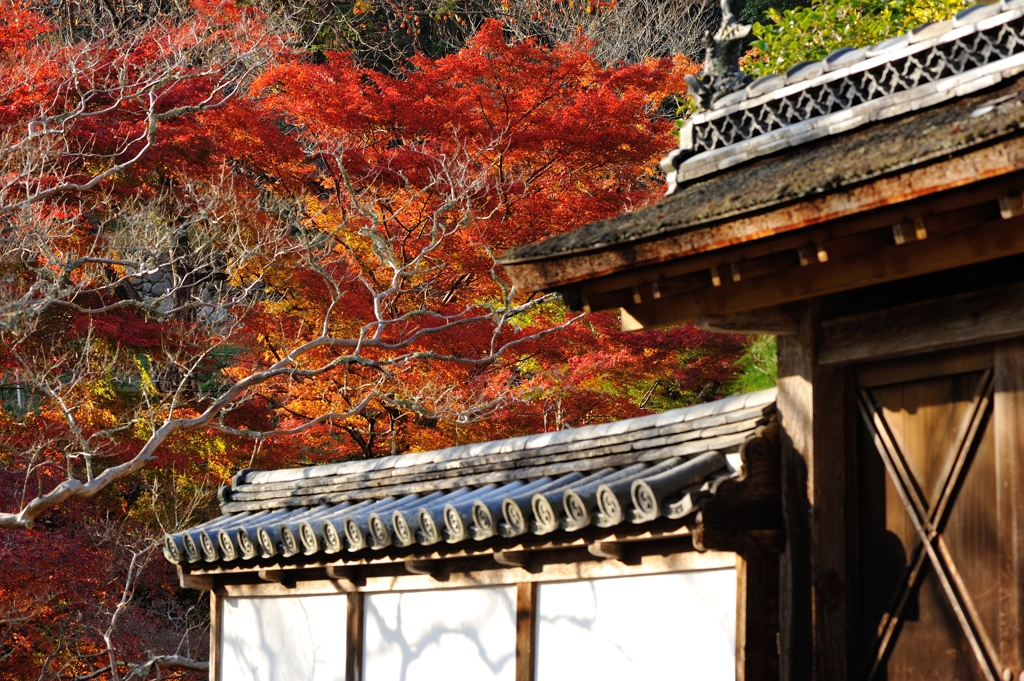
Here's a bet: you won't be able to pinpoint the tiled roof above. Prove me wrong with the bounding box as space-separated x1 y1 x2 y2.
499 2 1024 270
163 388 777 567
498 72 1024 269
666 0 1024 192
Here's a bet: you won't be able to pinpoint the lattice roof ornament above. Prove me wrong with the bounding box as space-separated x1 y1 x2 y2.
684 0 753 110
658 0 1024 195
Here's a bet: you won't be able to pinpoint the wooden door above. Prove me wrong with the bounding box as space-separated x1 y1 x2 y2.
855 343 1024 681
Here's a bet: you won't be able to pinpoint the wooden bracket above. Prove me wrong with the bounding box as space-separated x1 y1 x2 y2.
697 305 798 335
403 559 449 580
893 217 928 244
621 307 644 331
494 551 534 570
177 567 216 591
326 565 365 588
587 541 640 565
998 193 1024 219
693 528 785 556
258 569 297 588
815 242 829 263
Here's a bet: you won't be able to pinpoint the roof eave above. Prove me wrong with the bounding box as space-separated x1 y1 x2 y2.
502 134 1024 307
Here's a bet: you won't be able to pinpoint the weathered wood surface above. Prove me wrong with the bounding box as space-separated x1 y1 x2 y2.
346 591 364 681
217 548 737 596
516 582 537 681
855 345 993 389
501 128 1024 295
820 282 1024 365
210 590 223 681
623 209 1024 328
697 305 799 335
776 302 848 681
994 342 1024 674
734 544 781 681
859 369 1001 680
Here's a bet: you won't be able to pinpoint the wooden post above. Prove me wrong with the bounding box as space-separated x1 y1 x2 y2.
346 591 364 681
516 582 537 681
994 341 1024 675
777 301 849 680
733 537 782 681
209 589 222 681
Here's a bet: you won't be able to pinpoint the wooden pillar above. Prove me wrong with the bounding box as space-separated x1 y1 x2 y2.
346 591 364 681
209 589 222 681
737 540 782 681
516 582 537 681
994 341 1024 675
777 301 848 680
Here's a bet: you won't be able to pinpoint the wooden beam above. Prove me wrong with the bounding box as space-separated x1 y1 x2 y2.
494 551 532 569
697 306 799 335
586 541 641 564
777 303 851 681
346 592 364 681
221 551 736 596
820 282 1024 365
257 569 296 588
625 213 1024 328
403 559 444 578
516 582 537 681
326 565 364 589
855 345 994 389
692 528 785 555
178 567 215 591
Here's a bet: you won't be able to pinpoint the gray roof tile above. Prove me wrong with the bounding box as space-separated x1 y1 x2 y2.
955 3 1002 27
637 9 1024 194
165 389 776 566
865 34 909 57
500 71 1024 266
785 60 825 83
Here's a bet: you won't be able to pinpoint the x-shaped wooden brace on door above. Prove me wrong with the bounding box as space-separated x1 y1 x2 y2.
858 369 1002 681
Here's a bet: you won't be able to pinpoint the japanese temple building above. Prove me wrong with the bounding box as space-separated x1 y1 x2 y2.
169 3 1024 680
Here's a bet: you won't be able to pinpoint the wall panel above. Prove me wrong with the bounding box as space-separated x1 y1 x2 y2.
535 569 737 681
221 593 347 681
363 585 517 681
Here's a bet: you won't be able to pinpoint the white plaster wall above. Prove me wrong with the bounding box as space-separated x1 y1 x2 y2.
535 569 737 681
363 585 516 681
221 593 347 681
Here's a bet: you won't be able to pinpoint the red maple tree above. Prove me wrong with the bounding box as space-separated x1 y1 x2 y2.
0 4 741 678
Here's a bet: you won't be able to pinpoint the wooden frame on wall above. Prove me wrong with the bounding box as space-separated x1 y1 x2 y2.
208 549 747 681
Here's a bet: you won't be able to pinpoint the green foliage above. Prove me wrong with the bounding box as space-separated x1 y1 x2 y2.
726 335 777 395
737 0 806 25
746 0 972 78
